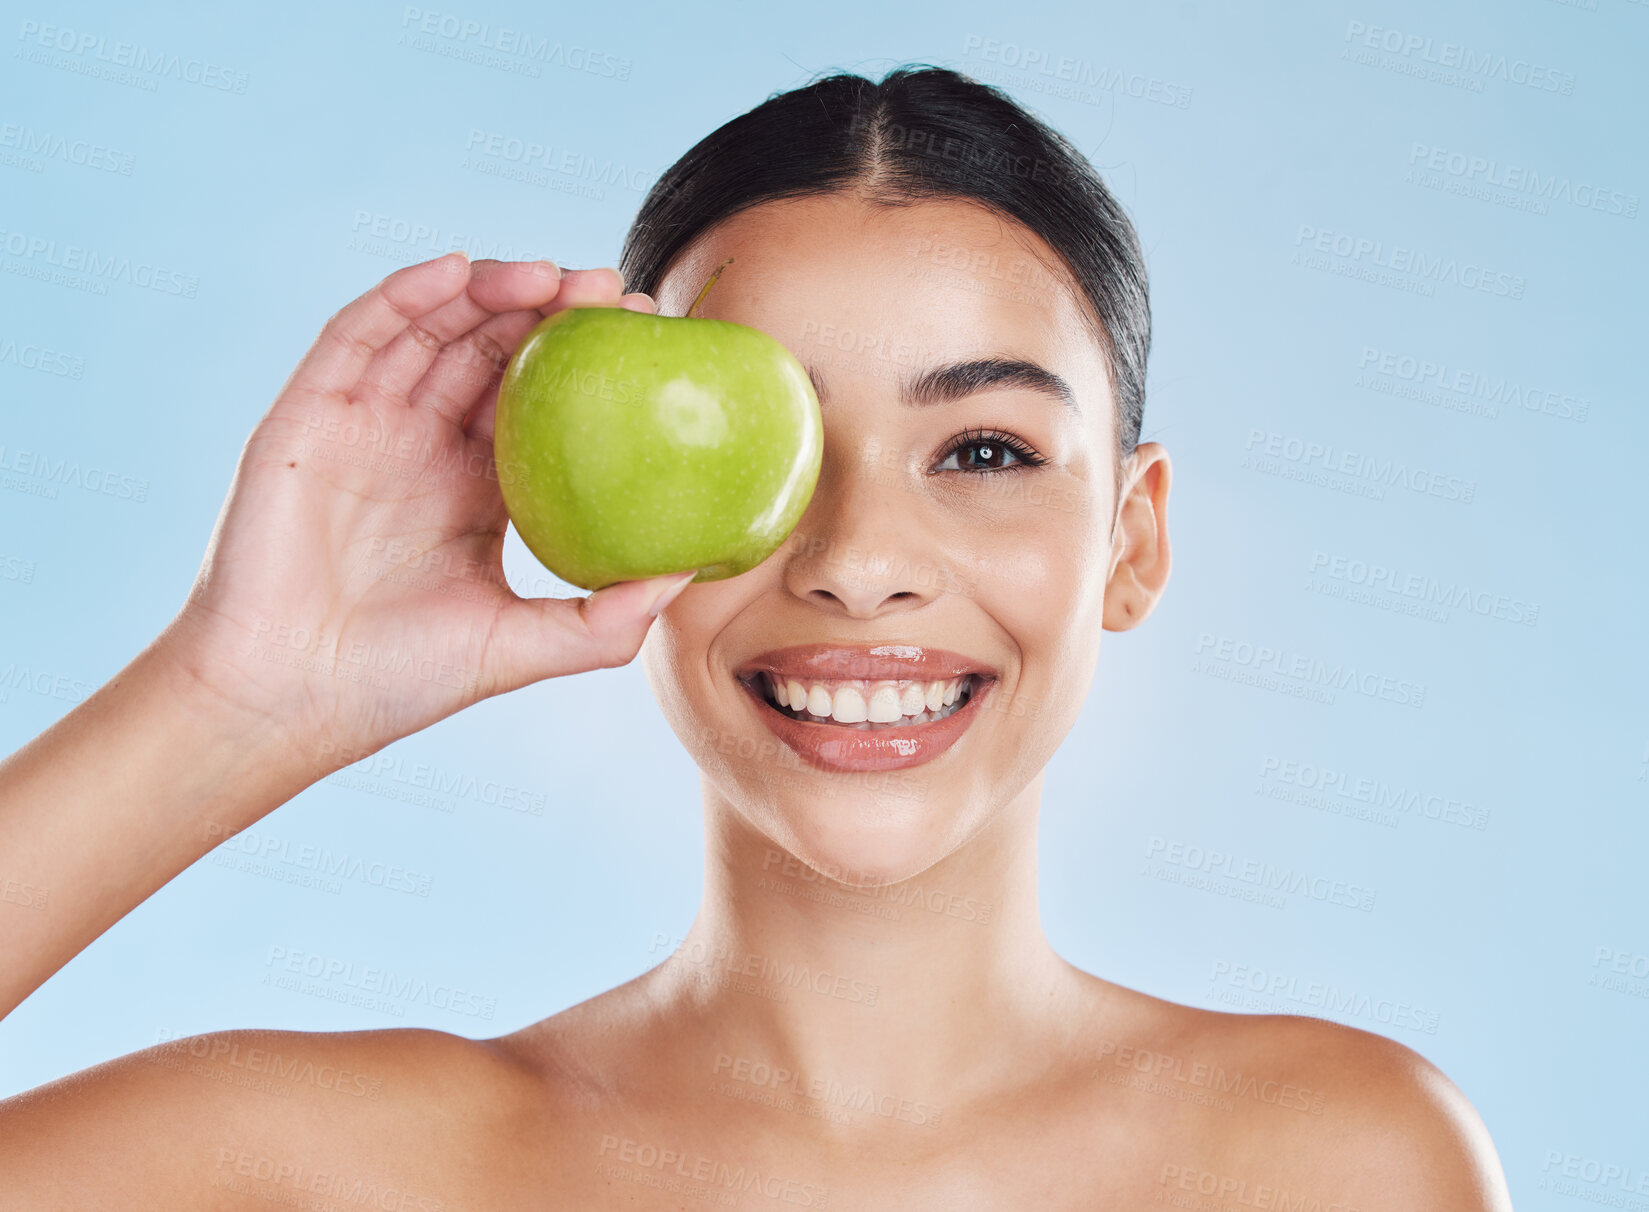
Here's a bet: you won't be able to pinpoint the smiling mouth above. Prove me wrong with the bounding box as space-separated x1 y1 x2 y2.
741 672 981 731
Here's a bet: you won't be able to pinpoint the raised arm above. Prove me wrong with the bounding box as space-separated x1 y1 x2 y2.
0 253 694 1021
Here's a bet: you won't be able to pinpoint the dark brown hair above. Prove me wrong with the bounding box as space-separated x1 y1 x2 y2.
619 64 1151 469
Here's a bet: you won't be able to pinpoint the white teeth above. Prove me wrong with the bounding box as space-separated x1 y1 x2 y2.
757 673 976 728
867 683 902 723
829 685 867 723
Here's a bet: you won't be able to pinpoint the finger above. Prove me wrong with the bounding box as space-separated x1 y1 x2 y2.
354 260 565 411
618 292 657 314
482 571 698 692
410 307 547 427
537 267 626 315
287 252 472 401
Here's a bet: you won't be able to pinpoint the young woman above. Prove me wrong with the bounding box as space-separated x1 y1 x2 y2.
0 67 1511 1207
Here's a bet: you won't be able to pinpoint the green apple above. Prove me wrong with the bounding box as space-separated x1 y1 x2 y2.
494 292 823 592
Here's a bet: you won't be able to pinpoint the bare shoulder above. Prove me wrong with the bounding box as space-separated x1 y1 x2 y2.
0 1024 543 1209
1097 986 1514 1210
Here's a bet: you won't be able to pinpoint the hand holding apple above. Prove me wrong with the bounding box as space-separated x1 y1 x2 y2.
163 254 696 773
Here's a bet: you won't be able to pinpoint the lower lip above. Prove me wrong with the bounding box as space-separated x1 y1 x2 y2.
737 676 994 774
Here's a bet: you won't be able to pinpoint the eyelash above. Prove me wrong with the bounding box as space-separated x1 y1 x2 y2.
933 427 1049 475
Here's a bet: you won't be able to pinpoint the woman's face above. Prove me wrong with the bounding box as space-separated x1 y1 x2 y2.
640 191 1162 884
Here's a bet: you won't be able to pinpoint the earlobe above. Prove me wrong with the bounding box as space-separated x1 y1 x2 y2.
1101 443 1171 633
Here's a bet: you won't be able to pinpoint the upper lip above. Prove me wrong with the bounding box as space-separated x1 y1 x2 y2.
736 644 997 684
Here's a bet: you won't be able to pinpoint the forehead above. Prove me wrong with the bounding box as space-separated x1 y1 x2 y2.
653 193 1114 433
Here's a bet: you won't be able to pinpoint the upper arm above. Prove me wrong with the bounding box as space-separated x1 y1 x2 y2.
1347 1037 1513 1211
1264 1018 1514 1211
0 1026 513 1210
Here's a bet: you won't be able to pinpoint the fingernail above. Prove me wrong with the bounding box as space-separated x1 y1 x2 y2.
647 570 698 618
535 259 562 280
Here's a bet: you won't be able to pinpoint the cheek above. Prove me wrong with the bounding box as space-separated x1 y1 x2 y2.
642 618 741 782
952 498 1108 718
955 489 1104 617
641 582 761 748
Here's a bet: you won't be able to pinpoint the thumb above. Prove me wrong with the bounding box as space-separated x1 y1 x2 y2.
486 570 698 690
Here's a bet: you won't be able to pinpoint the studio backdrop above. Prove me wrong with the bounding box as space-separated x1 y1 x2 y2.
0 1 1643 1205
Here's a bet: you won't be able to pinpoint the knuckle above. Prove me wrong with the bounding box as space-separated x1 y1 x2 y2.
404 322 445 354
321 320 376 364
468 331 510 373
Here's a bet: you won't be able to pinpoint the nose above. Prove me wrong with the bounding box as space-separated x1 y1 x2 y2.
779 435 945 618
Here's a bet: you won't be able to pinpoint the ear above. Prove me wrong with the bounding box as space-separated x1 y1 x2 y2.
1102 442 1171 632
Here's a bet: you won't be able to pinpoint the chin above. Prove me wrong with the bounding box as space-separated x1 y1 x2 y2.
731 773 985 890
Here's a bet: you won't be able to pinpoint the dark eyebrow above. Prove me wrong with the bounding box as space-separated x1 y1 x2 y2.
804 358 1078 414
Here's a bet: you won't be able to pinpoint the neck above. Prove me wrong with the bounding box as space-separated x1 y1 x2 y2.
654 772 1085 1108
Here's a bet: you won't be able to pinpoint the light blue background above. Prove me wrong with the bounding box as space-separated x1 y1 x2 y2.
1 0 1644 1203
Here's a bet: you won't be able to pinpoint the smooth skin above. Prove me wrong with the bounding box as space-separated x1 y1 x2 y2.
0 196 1513 1209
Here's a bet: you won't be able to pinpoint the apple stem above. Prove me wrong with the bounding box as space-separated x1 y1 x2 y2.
687 257 735 319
